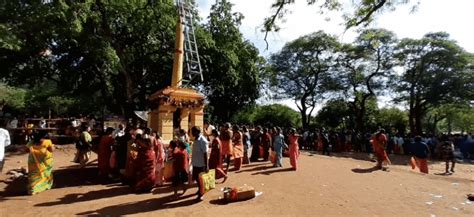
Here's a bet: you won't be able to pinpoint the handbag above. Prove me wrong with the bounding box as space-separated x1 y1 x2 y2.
199 169 216 195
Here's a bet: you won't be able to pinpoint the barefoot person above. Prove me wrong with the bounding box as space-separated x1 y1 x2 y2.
97 127 115 179
409 136 430 174
439 135 456 174
272 127 287 167
191 126 209 200
27 131 54 195
220 123 233 172
209 130 227 183
288 128 300 170
371 129 391 170
76 125 92 168
172 140 189 197
134 134 156 192
232 125 244 171
151 131 165 186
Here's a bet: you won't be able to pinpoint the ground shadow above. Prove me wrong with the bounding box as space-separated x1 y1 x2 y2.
234 165 273 174
77 193 199 216
151 183 198 195
209 197 254 205
306 151 414 165
251 167 294 176
0 163 106 201
0 175 28 200
351 167 380 174
34 186 130 207
434 172 453 176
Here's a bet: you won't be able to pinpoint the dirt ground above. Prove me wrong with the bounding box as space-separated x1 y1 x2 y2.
1 145 473 217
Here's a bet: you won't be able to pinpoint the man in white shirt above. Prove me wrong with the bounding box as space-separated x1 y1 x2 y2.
0 121 12 172
113 124 125 138
204 121 215 142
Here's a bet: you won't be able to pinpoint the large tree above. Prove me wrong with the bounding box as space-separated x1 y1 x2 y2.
336 29 397 133
263 0 414 48
199 0 263 122
1 0 177 117
395 32 473 135
270 31 340 129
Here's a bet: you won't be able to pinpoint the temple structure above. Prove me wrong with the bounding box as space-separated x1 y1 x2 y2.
148 2 205 143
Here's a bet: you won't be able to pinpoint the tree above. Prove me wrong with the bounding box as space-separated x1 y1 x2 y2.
199 0 263 122
427 104 474 134
233 104 301 128
375 107 408 135
395 32 473 135
1 0 177 117
270 31 340 129
0 83 27 113
336 29 397 133
315 99 351 129
263 0 414 48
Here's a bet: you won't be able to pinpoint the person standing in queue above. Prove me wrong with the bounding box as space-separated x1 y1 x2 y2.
190 126 209 201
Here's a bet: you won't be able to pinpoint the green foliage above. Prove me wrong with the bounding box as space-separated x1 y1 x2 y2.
0 0 263 120
199 0 263 122
374 107 408 134
47 96 77 115
315 99 350 129
395 32 473 134
1 0 178 116
0 83 27 111
269 31 340 128
427 104 474 134
263 0 413 48
233 104 301 128
335 28 397 132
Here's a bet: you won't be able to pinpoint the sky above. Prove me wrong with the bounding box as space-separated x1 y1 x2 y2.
195 0 474 111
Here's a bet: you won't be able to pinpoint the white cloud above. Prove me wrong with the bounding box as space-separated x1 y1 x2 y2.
195 0 474 111
197 0 474 55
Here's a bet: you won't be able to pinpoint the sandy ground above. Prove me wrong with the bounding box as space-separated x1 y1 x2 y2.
0 145 473 217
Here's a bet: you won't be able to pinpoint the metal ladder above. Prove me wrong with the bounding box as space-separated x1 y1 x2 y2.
177 0 203 86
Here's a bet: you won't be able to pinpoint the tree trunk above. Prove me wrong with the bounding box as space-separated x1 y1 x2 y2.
413 106 423 136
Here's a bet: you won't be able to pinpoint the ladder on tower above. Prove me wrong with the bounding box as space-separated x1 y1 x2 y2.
177 0 203 87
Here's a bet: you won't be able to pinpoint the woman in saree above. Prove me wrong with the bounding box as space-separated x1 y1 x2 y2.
219 123 233 172
98 127 115 179
231 125 244 171
151 130 165 186
27 131 54 195
288 128 300 170
134 135 156 192
272 127 287 168
209 130 228 183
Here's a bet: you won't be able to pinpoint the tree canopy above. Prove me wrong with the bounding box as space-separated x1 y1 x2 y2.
1 0 263 122
269 31 340 129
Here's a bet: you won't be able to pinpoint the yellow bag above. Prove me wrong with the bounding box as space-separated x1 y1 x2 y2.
199 169 216 195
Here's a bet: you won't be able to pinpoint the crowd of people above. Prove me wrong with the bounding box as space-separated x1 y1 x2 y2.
1 118 473 198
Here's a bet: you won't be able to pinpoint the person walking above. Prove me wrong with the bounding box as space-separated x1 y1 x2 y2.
371 129 391 171
439 135 456 174
27 131 54 195
409 136 431 174
288 128 300 170
272 127 287 167
76 125 93 168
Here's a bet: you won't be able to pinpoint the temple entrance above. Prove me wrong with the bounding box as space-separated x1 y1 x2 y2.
173 108 182 130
